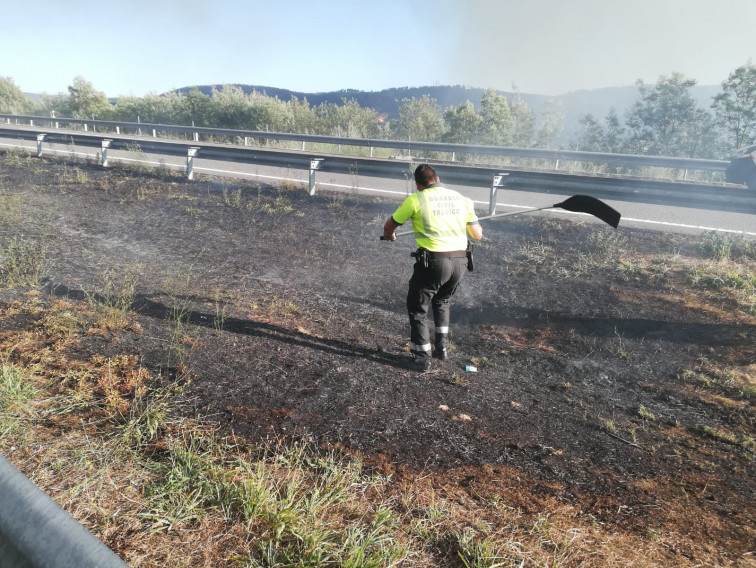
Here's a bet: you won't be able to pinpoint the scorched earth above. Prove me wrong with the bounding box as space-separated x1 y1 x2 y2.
0 151 754 566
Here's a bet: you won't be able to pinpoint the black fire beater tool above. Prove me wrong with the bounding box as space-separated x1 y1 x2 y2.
380 195 621 240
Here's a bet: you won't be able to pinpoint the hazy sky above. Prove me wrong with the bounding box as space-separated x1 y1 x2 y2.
2 0 754 97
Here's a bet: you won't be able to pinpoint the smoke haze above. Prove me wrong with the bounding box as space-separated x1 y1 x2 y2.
437 0 755 95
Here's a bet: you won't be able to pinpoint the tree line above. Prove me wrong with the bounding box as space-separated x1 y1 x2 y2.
1 62 754 160
578 67 756 159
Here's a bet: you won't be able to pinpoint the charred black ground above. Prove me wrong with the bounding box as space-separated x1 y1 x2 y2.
1 153 754 563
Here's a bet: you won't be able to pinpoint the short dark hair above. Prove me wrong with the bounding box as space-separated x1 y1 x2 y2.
414 164 438 187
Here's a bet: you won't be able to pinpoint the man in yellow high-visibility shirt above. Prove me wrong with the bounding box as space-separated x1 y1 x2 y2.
383 164 483 371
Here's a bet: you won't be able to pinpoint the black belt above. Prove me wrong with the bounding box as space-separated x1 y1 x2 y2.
426 250 467 258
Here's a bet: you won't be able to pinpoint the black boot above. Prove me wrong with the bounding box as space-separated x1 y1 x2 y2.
433 333 449 360
413 354 432 371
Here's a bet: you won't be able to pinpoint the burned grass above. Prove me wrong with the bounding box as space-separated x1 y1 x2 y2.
0 150 754 566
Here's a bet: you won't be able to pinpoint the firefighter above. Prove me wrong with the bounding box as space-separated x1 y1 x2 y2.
383 164 483 371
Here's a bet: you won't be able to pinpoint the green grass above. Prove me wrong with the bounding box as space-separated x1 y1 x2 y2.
0 238 45 288
699 425 754 450
0 193 23 226
687 263 756 314
456 526 511 568
700 231 756 261
517 240 554 266
0 362 40 439
85 268 138 329
139 429 408 565
548 229 629 278
0 147 33 167
222 187 242 207
638 404 656 421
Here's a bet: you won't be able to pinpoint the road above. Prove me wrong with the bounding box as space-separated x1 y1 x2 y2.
1 134 754 237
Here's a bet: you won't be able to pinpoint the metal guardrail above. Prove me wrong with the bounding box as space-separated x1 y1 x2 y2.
0 123 754 216
0 455 129 568
0 113 730 173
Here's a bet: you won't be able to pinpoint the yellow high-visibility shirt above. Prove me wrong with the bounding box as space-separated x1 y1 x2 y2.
391 184 478 251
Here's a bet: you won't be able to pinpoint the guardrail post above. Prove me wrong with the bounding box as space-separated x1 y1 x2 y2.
36 134 45 157
101 139 112 167
194 132 199 142
116 126 120 134
309 158 323 196
84 123 88 132
489 173 509 216
153 128 157 137
187 147 200 180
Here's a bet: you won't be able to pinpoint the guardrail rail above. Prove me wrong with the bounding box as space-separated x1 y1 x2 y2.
0 113 730 173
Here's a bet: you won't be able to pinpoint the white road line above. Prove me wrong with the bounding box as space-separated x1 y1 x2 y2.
468 202 756 235
196 165 415 196
197 166 756 235
619 216 756 236
2 142 753 236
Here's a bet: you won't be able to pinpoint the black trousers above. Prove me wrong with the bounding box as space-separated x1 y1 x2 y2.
407 256 467 361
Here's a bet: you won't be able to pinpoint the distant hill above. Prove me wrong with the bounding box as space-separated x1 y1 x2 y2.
175 83 722 144
176 84 551 122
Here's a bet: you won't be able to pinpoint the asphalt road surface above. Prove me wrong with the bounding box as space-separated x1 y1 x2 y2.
1 135 753 237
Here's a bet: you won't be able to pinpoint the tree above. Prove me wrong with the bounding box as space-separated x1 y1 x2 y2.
32 93 68 118
477 89 513 146
442 100 482 144
247 90 292 132
712 62 756 150
535 99 564 149
65 76 111 119
396 95 446 142
0 77 34 114
288 96 318 134
114 92 184 125
603 108 626 153
576 113 605 152
576 108 626 153
180 87 213 126
315 98 377 138
508 88 535 147
625 72 715 157
210 85 253 130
